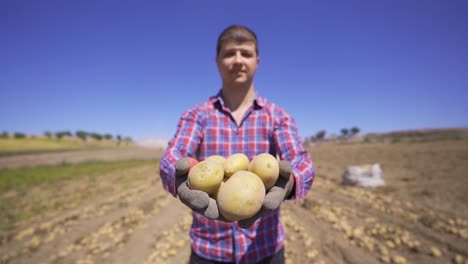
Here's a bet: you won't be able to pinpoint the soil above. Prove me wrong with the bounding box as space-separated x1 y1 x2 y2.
1 140 467 264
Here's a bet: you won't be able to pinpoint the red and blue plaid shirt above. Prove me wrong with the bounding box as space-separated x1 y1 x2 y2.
160 90 315 263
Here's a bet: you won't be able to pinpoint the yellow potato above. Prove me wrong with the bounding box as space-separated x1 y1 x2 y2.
209 179 226 200
223 153 249 178
205 155 226 166
217 170 265 221
188 160 224 194
248 153 279 189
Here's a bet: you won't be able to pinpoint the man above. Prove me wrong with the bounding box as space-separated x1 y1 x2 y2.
159 24 315 264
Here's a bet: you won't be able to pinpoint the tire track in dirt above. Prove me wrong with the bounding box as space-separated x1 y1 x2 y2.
1 175 170 264
106 195 191 264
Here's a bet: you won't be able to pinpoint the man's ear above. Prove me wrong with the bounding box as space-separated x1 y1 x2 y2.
257 56 260 66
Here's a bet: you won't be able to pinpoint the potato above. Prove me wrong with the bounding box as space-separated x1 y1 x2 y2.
205 155 226 166
188 160 224 194
248 153 279 189
209 179 225 200
223 153 249 178
217 170 265 221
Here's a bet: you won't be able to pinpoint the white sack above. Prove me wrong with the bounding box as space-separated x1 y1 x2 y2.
341 164 385 188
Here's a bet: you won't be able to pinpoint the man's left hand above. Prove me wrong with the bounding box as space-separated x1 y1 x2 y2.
238 160 294 229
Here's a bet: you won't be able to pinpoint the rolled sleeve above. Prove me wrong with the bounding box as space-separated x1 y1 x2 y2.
274 110 315 201
159 107 203 197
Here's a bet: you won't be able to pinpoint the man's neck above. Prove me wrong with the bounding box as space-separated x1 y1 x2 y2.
221 83 255 112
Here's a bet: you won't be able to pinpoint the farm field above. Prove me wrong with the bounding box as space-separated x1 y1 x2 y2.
0 137 135 157
0 140 467 264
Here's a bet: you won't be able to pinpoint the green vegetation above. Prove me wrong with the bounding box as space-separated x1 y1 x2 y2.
340 128 349 136
55 131 72 139
76 130 88 141
1 130 133 145
0 131 8 138
351 126 360 135
44 131 52 138
0 137 83 153
0 159 155 192
0 159 159 232
0 137 135 156
13 132 26 139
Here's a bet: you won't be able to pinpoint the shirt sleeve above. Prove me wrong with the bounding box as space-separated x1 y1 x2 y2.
273 109 315 202
159 106 204 197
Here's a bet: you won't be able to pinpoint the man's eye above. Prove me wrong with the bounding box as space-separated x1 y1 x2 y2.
224 52 235 58
242 52 253 58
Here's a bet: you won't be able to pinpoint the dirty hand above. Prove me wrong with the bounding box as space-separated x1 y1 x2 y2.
238 160 294 229
175 158 223 220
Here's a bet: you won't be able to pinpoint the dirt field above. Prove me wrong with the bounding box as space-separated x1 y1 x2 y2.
1 140 467 264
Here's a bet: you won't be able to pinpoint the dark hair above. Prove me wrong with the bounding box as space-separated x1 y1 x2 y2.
216 25 258 56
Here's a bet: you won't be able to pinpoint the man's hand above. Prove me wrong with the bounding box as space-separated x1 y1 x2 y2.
176 158 294 226
238 160 294 229
176 158 222 220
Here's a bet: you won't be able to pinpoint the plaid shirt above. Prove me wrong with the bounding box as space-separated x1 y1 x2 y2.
160 90 315 264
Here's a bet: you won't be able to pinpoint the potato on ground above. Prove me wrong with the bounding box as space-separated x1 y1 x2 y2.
217 170 266 221
188 160 224 194
224 153 249 178
248 153 279 189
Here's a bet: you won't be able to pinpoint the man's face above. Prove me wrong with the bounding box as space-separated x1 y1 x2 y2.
216 41 259 86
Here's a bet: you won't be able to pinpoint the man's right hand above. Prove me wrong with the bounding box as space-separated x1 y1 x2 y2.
175 158 222 220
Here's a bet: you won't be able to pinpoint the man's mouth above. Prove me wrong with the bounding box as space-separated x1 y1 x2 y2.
232 71 245 76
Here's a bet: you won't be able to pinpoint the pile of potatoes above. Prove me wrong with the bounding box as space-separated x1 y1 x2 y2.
187 153 280 221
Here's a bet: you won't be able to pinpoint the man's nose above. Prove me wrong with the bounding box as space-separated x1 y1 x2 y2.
234 52 242 63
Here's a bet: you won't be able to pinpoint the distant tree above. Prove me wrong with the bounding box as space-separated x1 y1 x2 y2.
44 131 52 138
14 132 26 139
55 131 66 139
90 133 103 141
104 134 113 140
351 126 360 135
76 131 88 141
341 128 349 137
0 131 8 138
124 136 132 146
116 135 122 146
315 130 326 140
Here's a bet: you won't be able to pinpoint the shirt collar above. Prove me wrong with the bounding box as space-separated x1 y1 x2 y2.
211 89 265 109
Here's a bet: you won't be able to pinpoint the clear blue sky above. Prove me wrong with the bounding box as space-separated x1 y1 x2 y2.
2 0 467 141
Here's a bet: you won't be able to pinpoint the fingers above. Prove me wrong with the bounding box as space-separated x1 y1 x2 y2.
175 158 191 176
203 198 220 220
238 208 266 229
178 186 210 211
278 160 292 180
263 187 284 210
238 218 257 229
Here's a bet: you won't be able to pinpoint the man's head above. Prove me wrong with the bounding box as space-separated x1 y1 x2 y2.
216 25 258 57
215 25 260 88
